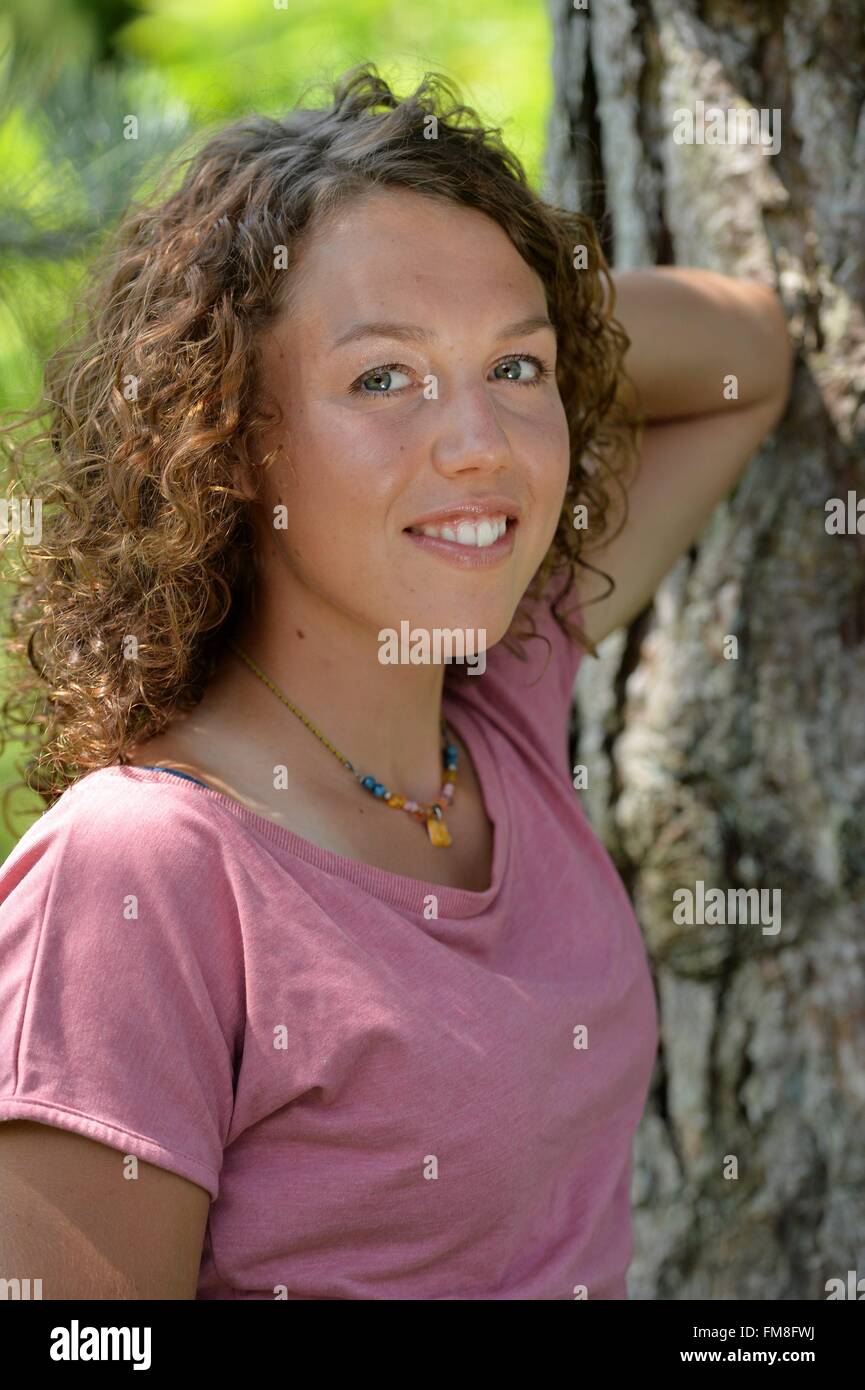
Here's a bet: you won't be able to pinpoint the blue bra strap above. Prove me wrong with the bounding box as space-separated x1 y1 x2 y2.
135 765 209 788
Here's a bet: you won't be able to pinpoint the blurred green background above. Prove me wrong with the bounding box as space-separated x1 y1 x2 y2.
0 0 554 856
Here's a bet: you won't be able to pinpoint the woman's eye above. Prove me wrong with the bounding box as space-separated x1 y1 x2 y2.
348 352 551 402
491 355 549 384
349 364 413 398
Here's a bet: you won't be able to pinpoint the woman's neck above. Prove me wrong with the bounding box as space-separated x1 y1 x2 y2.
206 619 452 797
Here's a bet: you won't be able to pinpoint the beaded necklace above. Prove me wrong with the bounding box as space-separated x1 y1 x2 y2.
228 642 458 847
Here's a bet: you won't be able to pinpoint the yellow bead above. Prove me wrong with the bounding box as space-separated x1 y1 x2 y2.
386 795 405 808
443 769 457 783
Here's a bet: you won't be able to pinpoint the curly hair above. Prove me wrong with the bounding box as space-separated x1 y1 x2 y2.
0 61 640 824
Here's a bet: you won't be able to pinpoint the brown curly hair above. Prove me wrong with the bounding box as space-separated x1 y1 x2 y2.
0 61 639 826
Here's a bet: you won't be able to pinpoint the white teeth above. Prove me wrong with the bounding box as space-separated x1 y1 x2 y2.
411 514 509 548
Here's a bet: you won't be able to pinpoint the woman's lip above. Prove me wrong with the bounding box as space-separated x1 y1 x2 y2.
404 500 521 528
402 519 517 567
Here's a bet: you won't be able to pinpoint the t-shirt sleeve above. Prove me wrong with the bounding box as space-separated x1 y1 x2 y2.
0 777 244 1201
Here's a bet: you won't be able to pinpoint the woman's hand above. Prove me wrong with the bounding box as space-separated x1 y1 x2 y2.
575 267 794 648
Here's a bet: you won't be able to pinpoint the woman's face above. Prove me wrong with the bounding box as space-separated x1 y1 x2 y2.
249 185 570 650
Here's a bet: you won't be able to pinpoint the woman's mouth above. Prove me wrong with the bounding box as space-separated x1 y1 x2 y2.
402 514 518 567
408 513 509 547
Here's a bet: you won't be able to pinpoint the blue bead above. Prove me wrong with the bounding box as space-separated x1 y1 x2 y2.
373 783 386 797
445 745 458 759
362 776 376 790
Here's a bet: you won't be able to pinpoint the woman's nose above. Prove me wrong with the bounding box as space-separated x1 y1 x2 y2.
426 385 513 477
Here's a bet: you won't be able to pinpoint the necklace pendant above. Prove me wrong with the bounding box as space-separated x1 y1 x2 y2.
426 814 453 847
426 803 452 847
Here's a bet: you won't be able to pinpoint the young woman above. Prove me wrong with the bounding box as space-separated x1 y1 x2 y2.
0 65 792 1299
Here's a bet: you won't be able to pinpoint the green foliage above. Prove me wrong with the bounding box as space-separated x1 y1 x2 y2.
1 0 551 410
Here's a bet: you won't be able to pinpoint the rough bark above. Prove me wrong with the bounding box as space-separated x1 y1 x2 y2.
544 0 865 1298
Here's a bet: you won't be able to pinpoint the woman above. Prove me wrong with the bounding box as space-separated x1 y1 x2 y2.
0 64 792 1299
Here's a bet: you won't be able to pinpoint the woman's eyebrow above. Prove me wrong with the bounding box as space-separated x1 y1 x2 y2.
330 314 557 351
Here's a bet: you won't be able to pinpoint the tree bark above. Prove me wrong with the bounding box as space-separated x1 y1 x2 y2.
544 0 865 1299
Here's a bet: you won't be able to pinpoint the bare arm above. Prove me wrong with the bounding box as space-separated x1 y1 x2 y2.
575 266 794 647
0 1121 210 1299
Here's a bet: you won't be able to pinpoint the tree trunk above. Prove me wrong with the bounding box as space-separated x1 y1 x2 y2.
544 0 865 1299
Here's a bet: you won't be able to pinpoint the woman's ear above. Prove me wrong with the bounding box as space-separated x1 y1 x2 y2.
230 455 260 503
231 415 283 501
234 376 287 503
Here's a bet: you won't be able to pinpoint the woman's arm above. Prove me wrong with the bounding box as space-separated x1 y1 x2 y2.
574 267 794 648
0 1121 210 1298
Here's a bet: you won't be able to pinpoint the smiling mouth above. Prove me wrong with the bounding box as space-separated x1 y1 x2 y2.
403 515 517 549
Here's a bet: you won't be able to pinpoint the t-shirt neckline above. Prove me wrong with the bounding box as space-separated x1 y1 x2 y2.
85 694 511 921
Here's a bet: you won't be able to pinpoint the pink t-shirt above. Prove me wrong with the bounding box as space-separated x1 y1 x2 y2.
0 591 659 1299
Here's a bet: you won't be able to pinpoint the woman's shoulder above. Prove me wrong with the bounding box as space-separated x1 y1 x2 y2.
2 764 230 876
0 766 247 964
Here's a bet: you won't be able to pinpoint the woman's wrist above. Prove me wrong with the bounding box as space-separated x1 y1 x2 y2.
608 266 793 426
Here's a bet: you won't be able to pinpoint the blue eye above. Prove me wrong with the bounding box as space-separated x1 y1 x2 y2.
349 364 413 397
490 355 551 384
348 353 552 401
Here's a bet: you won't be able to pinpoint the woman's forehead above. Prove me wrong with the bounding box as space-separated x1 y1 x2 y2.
270 200 545 349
